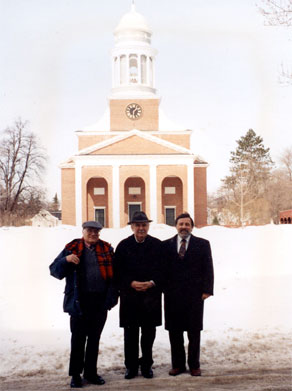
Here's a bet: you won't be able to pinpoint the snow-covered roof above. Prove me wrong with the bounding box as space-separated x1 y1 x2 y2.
78 107 190 133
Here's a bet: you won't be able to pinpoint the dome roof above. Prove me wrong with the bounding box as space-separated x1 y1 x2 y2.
114 3 152 34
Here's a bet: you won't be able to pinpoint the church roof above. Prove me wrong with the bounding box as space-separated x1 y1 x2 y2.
78 107 190 133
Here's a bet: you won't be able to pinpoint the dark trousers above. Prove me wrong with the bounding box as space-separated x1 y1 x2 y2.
168 330 201 370
124 326 156 370
69 294 107 377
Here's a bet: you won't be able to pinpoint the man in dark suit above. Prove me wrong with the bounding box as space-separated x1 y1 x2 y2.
114 211 163 380
163 212 214 377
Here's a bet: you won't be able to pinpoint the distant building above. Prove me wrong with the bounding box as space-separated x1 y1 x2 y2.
60 4 208 228
31 210 59 227
279 210 292 224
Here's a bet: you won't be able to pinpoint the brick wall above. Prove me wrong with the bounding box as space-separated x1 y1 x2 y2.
110 99 159 131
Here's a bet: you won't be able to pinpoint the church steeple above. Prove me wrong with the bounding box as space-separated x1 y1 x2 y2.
110 3 158 98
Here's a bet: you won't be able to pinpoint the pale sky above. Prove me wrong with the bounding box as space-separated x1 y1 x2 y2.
1 0 292 200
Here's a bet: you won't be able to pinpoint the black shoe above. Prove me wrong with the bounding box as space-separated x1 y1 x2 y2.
141 367 153 378
70 375 83 388
124 368 138 379
84 374 105 385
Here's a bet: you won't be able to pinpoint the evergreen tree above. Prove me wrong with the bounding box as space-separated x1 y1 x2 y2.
50 193 60 211
222 129 273 225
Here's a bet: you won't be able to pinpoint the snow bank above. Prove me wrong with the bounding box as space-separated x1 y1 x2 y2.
0 224 291 378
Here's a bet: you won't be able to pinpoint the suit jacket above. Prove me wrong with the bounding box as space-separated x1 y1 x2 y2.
163 234 214 331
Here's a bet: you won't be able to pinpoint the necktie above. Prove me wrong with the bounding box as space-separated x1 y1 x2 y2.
178 239 186 259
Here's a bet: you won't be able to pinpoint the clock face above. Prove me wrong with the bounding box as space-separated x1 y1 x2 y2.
125 103 142 120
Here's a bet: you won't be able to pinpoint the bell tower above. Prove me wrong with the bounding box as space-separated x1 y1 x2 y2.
109 1 160 131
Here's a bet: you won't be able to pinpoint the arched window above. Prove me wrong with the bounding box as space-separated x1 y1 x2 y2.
149 57 153 86
114 57 118 85
120 55 127 84
129 54 138 83
141 55 147 84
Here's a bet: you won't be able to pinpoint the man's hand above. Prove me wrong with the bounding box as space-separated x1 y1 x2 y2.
66 254 80 265
131 281 154 292
202 293 211 300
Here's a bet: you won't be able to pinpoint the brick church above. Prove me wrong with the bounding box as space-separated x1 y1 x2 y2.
60 3 208 228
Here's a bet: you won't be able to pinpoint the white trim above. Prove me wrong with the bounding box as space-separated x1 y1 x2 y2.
60 154 197 168
150 164 157 223
75 163 82 227
193 163 209 168
187 163 194 218
112 165 120 228
75 130 192 136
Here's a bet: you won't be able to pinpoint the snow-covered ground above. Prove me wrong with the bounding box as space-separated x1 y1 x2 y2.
0 224 291 388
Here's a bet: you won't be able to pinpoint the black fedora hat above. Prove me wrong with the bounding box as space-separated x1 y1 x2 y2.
127 211 152 225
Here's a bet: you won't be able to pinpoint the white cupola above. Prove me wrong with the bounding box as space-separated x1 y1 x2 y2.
110 1 158 98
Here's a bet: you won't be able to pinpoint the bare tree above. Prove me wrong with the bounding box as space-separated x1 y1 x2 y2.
0 119 47 225
258 0 292 83
266 168 292 222
279 146 292 181
258 0 292 26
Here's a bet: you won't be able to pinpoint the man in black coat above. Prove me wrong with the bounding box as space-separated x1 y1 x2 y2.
163 212 214 377
49 221 117 388
114 211 163 380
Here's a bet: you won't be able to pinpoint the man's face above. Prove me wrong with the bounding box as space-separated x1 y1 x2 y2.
131 222 149 242
83 227 100 245
176 217 193 238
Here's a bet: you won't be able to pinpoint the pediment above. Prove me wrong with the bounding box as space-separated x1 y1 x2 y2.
78 130 192 156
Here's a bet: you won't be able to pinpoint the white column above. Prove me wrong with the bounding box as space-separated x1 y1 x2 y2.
187 163 194 219
117 56 120 85
112 165 120 228
152 57 155 88
138 54 141 84
146 56 150 85
126 54 130 85
75 163 82 227
150 164 157 223
112 57 115 87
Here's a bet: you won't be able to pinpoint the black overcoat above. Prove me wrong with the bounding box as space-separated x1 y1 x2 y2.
114 234 163 328
163 234 214 331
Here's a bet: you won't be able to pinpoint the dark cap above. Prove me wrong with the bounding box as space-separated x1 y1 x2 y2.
82 220 103 230
127 211 152 225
